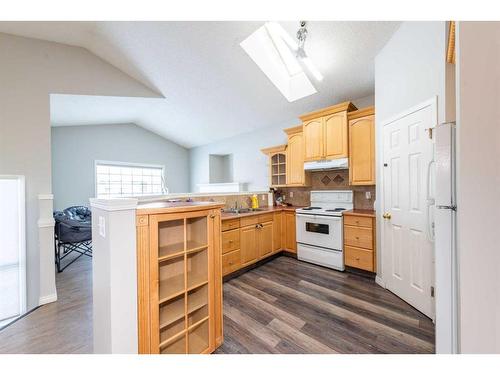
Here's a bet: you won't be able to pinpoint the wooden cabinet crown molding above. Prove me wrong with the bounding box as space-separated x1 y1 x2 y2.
261 144 287 155
283 125 303 136
347 106 375 120
299 101 357 122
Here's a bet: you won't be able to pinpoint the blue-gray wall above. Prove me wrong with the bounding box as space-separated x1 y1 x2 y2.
51 123 189 210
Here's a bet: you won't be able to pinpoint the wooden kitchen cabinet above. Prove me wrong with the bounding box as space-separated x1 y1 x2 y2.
282 211 297 253
240 224 258 266
300 101 357 162
261 145 287 187
258 221 273 258
348 107 375 185
272 211 282 251
221 210 296 277
284 125 310 187
343 210 376 272
303 118 323 161
135 203 224 354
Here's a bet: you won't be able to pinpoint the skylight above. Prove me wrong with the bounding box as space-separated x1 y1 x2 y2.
240 22 322 102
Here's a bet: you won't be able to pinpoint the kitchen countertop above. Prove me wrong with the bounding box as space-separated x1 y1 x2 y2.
343 209 376 217
221 205 300 220
136 201 225 215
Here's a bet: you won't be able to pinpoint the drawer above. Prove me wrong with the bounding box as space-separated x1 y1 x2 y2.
240 215 259 227
257 213 274 224
222 229 240 254
345 246 374 272
344 225 373 249
222 249 241 276
240 212 274 227
343 215 373 228
222 218 240 232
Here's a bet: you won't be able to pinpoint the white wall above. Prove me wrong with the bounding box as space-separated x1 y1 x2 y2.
456 22 500 353
51 123 189 210
0 32 160 310
189 95 374 192
374 21 447 276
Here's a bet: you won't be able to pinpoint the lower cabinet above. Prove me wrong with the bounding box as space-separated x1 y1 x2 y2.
343 212 376 272
240 224 258 266
221 209 296 276
258 221 273 258
283 211 297 253
136 205 223 354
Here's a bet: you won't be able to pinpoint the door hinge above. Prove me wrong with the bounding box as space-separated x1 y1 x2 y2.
431 286 435 298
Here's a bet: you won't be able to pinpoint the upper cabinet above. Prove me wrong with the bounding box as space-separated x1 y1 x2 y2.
284 125 310 186
300 101 357 162
303 118 323 160
348 107 375 185
261 145 287 187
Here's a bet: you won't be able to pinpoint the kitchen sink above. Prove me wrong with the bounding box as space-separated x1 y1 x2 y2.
222 208 266 214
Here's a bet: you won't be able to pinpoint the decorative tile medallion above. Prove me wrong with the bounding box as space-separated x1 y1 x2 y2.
333 174 344 184
321 175 331 185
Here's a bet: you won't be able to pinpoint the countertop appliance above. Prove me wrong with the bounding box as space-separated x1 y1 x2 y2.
296 190 353 271
434 122 458 353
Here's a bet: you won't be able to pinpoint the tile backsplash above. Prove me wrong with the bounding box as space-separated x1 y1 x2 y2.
276 170 376 210
161 193 270 209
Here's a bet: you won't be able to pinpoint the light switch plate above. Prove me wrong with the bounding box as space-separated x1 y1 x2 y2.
98 216 106 238
289 191 294 198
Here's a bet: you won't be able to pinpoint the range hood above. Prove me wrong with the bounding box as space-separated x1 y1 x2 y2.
304 158 349 171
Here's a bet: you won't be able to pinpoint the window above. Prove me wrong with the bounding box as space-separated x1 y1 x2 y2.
95 161 167 199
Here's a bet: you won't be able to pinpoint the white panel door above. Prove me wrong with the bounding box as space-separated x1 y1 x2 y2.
0 176 26 327
382 101 435 318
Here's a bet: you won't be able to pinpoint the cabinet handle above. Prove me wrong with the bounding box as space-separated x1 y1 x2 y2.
355 236 360 240
356 257 360 261
210 214 216 218
229 240 233 243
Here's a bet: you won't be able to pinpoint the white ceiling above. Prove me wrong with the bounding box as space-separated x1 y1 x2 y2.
0 21 400 148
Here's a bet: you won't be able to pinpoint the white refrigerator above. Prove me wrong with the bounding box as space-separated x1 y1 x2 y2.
434 121 458 353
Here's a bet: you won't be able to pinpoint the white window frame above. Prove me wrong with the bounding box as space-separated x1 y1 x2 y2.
94 160 168 199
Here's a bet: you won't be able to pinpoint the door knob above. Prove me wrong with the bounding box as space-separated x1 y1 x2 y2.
382 212 392 219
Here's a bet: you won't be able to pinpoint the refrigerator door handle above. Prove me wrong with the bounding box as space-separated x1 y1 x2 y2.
426 159 436 242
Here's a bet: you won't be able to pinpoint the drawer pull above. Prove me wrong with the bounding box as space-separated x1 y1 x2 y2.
356 257 360 260
229 240 233 243
355 236 359 240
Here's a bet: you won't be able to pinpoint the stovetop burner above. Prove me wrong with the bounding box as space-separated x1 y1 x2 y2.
302 206 322 210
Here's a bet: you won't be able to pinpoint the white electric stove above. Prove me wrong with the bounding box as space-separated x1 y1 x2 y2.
296 190 353 271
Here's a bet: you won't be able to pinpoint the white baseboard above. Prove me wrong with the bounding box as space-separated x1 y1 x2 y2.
375 276 386 288
39 293 58 305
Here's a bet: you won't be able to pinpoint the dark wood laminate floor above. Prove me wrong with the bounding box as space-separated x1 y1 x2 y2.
215 256 435 354
0 255 434 354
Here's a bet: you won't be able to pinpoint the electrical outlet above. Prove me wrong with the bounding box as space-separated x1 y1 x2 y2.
289 191 294 198
261 194 266 201
98 216 106 238
365 191 372 200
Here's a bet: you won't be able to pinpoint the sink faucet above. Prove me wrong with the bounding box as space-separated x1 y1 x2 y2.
233 201 238 211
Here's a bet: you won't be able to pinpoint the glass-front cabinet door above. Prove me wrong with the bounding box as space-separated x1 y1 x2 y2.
271 152 287 186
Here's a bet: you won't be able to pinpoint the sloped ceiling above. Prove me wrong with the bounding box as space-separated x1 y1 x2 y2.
0 21 400 148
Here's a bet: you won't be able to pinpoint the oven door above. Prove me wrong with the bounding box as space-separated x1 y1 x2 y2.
296 213 342 250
